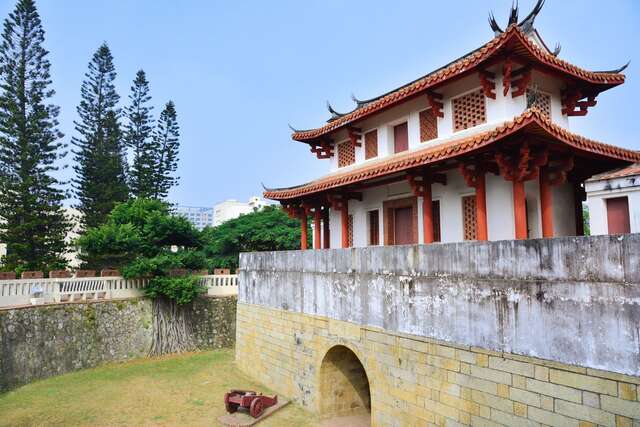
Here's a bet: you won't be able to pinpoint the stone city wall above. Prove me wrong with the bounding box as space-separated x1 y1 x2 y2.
0 295 236 391
236 234 640 425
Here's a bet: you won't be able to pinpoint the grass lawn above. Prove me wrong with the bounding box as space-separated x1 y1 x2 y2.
0 349 318 426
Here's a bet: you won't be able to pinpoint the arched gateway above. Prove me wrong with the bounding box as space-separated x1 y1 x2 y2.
319 345 371 425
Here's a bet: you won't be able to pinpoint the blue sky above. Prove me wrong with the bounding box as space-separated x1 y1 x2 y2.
1 0 638 207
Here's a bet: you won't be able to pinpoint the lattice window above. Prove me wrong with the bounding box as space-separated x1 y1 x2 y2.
527 89 551 119
462 195 477 240
452 89 486 132
337 141 355 168
364 130 378 160
347 214 354 247
420 108 438 142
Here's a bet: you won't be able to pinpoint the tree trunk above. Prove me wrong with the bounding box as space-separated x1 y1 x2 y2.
149 297 196 356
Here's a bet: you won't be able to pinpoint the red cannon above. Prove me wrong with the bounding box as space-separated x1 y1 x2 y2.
224 390 278 418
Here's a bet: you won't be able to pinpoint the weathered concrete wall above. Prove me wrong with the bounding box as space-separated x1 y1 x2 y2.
0 296 236 391
239 234 640 376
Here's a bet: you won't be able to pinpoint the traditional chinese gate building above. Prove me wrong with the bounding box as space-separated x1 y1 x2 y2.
265 1 639 249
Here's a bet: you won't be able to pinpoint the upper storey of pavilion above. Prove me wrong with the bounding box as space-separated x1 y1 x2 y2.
282 0 629 177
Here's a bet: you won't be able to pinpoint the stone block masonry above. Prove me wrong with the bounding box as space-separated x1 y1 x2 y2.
236 234 640 425
0 296 236 391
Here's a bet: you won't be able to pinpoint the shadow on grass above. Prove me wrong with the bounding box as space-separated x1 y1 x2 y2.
0 348 318 427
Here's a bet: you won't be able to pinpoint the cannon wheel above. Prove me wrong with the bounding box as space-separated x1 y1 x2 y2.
224 393 238 413
249 398 264 418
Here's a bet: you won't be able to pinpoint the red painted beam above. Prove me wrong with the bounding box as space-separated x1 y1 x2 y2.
341 200 349 248
513 180 527 240
539 170 554 238
422 174 434 244
300 213 308 250
475 171 488 241
314 209 322 249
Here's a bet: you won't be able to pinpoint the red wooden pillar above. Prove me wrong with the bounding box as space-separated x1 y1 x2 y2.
300 212 308 250
475 171 488 241
323 208 330 249
539 169 554 238
513 180 527 239
422 175 434 244
341 200 349 248
313 209 322 249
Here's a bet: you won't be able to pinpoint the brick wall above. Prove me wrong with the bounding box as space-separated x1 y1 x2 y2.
237 303 640 426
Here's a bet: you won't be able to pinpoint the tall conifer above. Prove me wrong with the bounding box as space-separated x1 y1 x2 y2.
0 0 70 270
152 101 180 199
125 70 155 198
72 43 128 229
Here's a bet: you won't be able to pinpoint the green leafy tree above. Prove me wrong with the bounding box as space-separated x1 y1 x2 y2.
0 0 70 271
72 43 128 229
582 203 590 236
125 70 155 198
151 101 179 199
201 205 310 270
76 198 207 355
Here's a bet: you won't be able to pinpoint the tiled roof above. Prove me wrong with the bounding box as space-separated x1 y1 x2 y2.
292 26 625 142
265 109 640 200
587 163 640 181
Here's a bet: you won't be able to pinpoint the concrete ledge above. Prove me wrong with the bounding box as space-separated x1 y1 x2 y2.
239 234 640 375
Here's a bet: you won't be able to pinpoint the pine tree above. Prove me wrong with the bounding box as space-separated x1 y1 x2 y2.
72 43 128 229
0 0 70 271
152 101 180 199
125 69 155 198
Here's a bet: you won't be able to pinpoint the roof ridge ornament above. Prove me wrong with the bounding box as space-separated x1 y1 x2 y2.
518 0 545 33
488 0 544 35
326 101 346 122
508 0 519 26
595 61 630 74
288 123 301 133
351 93 383 108
488 11 503 35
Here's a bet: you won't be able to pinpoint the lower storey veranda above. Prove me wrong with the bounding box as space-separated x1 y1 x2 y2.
319 168 578 249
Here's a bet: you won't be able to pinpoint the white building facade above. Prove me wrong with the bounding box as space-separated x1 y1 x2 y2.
213 196 267 226
174 206 214 230
585 164 640 235
265 9 639 249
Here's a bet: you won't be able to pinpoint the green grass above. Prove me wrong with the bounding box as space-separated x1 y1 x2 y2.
0 349 318 426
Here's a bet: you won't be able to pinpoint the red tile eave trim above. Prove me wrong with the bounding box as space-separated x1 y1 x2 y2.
587 163 640 181
292 26 625 143
265 109 640 201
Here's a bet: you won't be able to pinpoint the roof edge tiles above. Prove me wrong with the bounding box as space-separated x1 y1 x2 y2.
586 163 640 182
291 26 625 142
266 109 640 200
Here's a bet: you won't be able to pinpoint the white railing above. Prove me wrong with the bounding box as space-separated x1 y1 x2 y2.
0 274 238 308
198 274 238 296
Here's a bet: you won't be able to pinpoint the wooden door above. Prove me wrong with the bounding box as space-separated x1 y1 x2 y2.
394 122 408 153
394 207 413 245
432 200 441 242
368 210 379 246
606 197 630 234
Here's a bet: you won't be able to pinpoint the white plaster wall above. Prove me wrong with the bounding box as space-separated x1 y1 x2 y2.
552 182 577 237
325 170 585 247
324 66 571 174
486 174 515 241
586 177 640 235
433 170 469 242
525 180 542 239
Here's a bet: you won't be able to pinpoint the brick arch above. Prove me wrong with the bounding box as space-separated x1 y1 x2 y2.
318 344 371 421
